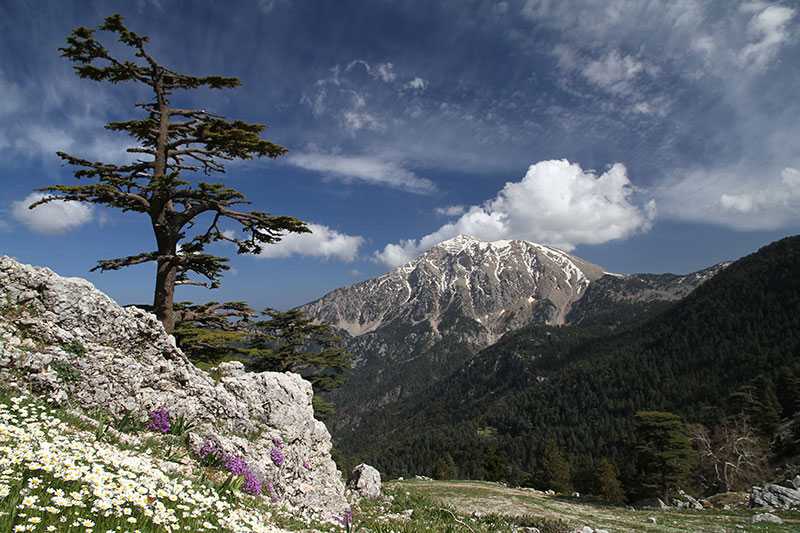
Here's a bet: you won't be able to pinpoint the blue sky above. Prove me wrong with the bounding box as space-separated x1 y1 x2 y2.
0 0 798 309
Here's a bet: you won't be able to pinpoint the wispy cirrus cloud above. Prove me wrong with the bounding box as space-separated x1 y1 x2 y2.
287 152 436 194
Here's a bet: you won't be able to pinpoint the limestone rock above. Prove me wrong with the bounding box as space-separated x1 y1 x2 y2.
752 512 783 524
348 463 382 499
672 489 704 511
0 256 347 520
750 484 800 510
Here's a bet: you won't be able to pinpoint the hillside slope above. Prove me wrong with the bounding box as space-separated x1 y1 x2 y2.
303 235 721 434
341 236 800 480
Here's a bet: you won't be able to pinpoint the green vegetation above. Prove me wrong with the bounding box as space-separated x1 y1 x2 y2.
337 235 800 500
388 479 800 532
34 14 308 334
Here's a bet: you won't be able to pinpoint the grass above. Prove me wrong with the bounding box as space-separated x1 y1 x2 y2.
392 479 800 532
4 389 798 532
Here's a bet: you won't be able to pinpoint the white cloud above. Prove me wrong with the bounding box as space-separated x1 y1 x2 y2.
435 205 466 216
343 110 385 132
372 62 396 82
287 152 436 194
11 193 94 234
375 159 655 267
258 223 364 261
739 4 796 69
658 166 800 230
404 77 428 91
583 50 645 92
720 166 800 214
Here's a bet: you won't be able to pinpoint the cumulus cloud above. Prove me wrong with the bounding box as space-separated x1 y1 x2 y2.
375 159 655 267
434 205 466 216
11 193 94 234
257 223 364 261
287 152 436 194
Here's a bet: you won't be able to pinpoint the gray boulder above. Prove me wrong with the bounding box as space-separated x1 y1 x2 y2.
0 256 347 520
792 475 800 490
750 483 800 510
752 513 783 524
348 463 382 499
672 489 704 511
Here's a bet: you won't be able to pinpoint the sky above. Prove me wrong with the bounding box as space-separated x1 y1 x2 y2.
0 0 799 309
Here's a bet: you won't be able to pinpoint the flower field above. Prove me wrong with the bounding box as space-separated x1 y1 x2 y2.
0 394 288 533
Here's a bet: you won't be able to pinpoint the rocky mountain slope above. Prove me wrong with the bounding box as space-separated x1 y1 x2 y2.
301 235 607 422
301 234 724 429
341 235 800 480
0 256 347 520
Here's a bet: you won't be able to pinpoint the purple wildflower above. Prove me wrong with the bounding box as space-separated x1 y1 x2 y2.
303 460 312 471
147 407 170 434
271 436 284 449
270 447 285 466
242 470 262 496
198 439 220 459
224 454 249 476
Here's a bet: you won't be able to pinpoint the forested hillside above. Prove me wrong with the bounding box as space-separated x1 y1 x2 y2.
339 236 800 494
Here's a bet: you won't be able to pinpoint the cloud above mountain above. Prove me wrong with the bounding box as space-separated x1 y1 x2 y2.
376 159 655 267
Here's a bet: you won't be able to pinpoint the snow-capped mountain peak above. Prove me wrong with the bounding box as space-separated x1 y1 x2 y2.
300 234 605 339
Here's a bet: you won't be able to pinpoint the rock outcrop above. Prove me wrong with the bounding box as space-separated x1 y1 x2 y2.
348 463 382 499
750 483 800 510
0 256 347 519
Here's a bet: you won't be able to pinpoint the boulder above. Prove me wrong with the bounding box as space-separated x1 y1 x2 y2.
0 256 347 520
752 513 783 524
348 463 382 499
672 489 704 511
750 483 800 510
793 475 800 490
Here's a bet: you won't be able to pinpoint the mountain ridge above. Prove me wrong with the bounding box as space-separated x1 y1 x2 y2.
300 234 727 432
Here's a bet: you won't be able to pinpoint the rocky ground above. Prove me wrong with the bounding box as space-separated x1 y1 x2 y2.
0 255 348 524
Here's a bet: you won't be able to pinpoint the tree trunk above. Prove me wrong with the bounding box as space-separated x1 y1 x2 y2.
154 254 178 334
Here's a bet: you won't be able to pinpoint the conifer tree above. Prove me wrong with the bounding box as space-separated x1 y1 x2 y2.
434 453 458 480
34 15 309 333
539 438 573 493
246 308 351 416
633 411 695 500
595 458 626 503
172 301 255 366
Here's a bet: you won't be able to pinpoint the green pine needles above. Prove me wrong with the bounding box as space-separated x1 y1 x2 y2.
33 14 309 333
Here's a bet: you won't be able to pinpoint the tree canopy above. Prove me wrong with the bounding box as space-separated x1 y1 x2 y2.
35 14 309 332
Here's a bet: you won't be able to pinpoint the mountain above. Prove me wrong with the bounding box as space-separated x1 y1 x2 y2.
301 234 724 431
300 235 606 423
338 235 800 482
565 262 730 327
